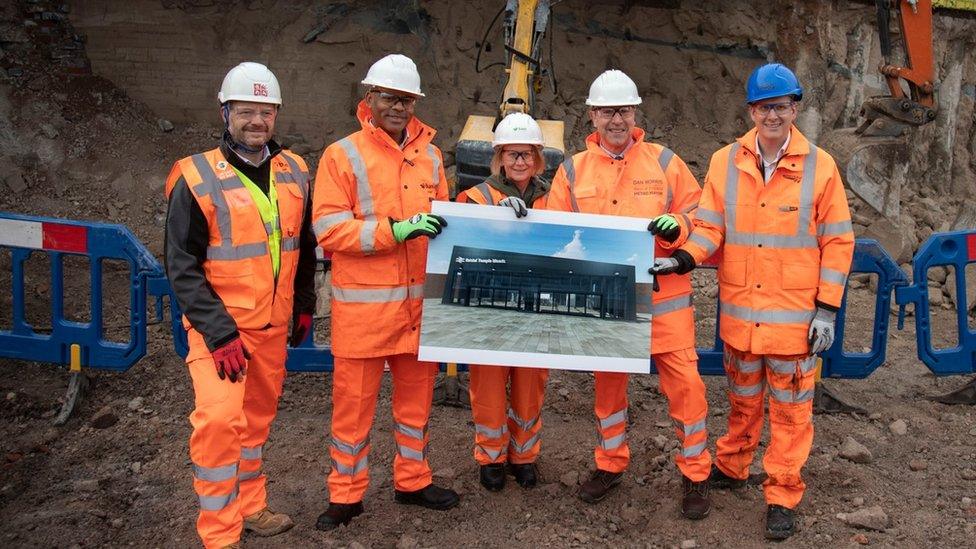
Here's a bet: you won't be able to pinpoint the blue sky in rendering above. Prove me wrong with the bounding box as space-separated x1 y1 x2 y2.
427 214 654 282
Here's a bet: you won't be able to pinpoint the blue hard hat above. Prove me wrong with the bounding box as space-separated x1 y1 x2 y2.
746 63 803 104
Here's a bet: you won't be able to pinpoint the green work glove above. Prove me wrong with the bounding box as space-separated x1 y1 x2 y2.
390 213 448 243
648 214 680 243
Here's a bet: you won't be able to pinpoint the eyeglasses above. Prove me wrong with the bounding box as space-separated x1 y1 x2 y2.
231 107 277 121
753 102 795 117
372 90 417 108
503 150 536 163
593 106 636 120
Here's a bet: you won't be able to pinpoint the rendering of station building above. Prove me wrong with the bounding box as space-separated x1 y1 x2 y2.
440 245 644 321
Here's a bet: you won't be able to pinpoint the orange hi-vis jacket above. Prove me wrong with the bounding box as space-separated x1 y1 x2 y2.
455 176 548 209
313 101 450 358
547 128 701 354
165 147 309 333
680 126 854 356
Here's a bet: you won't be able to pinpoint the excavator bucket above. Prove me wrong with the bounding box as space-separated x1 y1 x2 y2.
819 125 907 223
454 114 565 196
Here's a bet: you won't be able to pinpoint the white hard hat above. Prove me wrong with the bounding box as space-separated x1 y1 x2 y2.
492 113 544 148
218 62 282 105
585 69 642 106
361 54 425 97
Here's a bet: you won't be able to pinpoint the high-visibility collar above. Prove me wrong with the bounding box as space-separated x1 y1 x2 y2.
355 99 437 152
232 166 281 277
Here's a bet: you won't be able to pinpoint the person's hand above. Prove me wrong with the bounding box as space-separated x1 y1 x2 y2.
391 213 448 242
497 196 528 218
808 307 836 354
212 338 250 382
648 214 680 243
289 312 313 347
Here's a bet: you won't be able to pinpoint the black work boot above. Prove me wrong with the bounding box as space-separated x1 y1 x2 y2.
578 469 623 503
708 464 747 490
508 462 539 488
765 504 797 540
680 476 711 520
479 463 506 491
394 483 460 510
314 502 363 531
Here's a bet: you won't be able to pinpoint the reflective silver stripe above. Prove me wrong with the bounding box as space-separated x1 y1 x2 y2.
199 485 239 511
239 470 261 481
241 445 262 460
721 301 816 324
665 183 673 211
281 236 300 251
795 143 818 232
395 422 426 440
361 219 378 254
652 294 692 316
476 182 493 205
563 157 580 213
732 357 762 374
769 386 814 404
280 153 309 200
727 380 764 397
190 153 244 194
766 358 797 375
428 144 441 184
676 418 707 438
696 208 724 226
680 202 698 214
682 441 707 458
820 267 847 286
193 462 238 482
724 232 819 249
475 423 508 438
191 154 237 258
679 213 692 229
598 408 628 430
331 457 368 476
688 232 718 255
206 242 268 260
331 436 370 456
331 284 424 303
398 444 426 461
817 220 853 236
510 431 540 453
263 221 274 235
658 147 674 173
800 355 818 374
599 432 627 450
724 143 740 232
477 445 506 461
507 409 539 432
313 211 354 237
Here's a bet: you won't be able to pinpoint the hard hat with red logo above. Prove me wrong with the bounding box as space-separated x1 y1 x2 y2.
218 62 282 106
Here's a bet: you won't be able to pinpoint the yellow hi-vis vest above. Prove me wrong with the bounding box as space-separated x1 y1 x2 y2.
234 167 281 278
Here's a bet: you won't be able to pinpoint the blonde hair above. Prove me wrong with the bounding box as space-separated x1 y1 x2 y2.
490 145 546 177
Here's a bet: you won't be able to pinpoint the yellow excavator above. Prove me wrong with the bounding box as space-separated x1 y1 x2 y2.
453 0 565 195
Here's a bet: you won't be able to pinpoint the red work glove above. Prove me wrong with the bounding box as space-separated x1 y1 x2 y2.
289 312 313 347
212 337 250 382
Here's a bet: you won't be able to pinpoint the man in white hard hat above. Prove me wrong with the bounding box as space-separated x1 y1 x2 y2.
547 69 713 518
312 53 457 530
164 61 317 548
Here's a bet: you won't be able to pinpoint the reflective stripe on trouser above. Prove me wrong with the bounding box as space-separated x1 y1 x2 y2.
328 354 438 503
593 372 630 473
469 364 549 465
715 343 816 509
656 347 712 482
186 325 287 549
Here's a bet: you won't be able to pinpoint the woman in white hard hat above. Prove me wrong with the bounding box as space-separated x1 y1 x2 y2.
455 112 550 491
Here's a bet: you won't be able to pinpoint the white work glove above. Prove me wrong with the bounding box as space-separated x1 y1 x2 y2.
497 196 528 218
807 307 836 355
649 257 681 276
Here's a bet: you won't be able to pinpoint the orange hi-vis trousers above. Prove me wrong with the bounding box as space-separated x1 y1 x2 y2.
594 347 711 481
715 344 817 509
186 326 287 549
328 354 438 503
469 365 549 465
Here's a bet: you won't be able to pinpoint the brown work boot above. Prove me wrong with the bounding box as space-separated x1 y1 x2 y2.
578 469 623 503
243 507 294 537
681 476 711 520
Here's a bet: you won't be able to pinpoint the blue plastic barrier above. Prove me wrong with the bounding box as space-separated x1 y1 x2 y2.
895 230 976 376
0 212 166 371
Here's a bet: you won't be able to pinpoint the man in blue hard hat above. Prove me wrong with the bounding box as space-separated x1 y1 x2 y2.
651 62 854 540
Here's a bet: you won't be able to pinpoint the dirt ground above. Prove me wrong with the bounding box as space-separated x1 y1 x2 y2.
2 0 976 547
